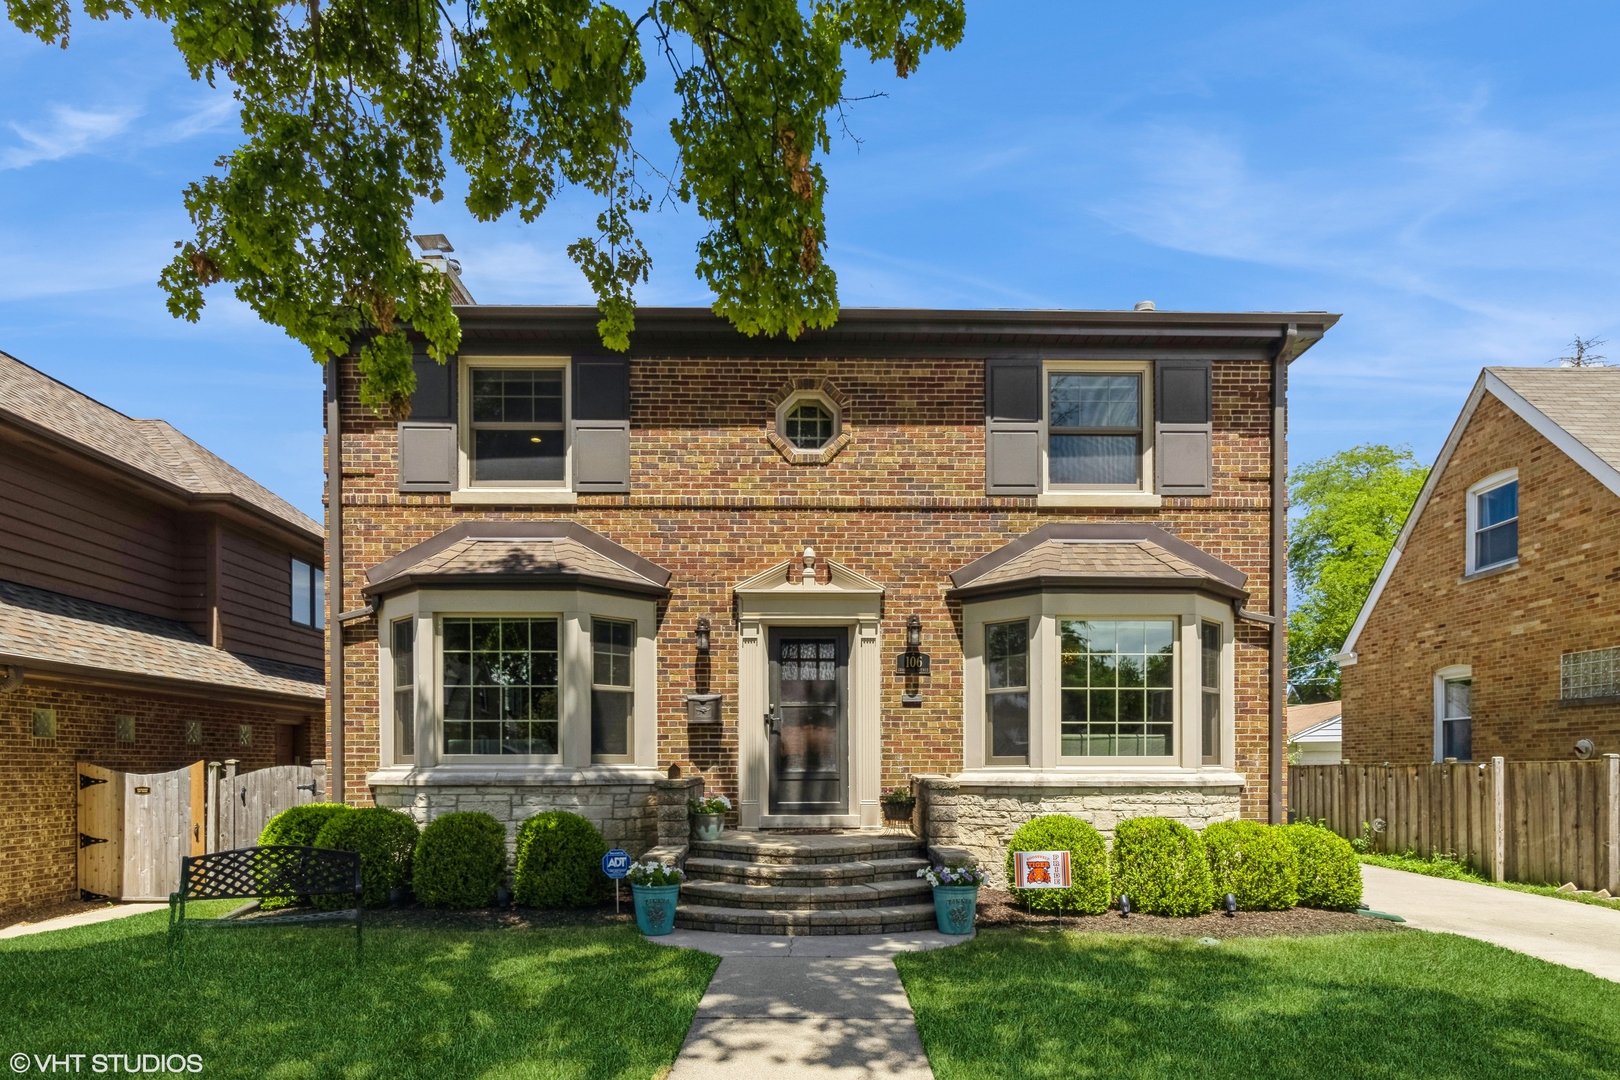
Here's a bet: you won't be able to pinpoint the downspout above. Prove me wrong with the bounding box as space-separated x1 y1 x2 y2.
1269 324 1297 824
326 358 345 805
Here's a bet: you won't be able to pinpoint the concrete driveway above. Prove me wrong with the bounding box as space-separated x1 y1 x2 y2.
1362 864 1620 982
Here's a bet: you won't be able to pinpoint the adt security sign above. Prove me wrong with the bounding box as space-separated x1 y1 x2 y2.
602 849 631 879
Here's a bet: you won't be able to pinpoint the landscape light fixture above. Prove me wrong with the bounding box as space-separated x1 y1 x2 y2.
1224 893 1237 917
695 618 711 655
1119 894 1131 919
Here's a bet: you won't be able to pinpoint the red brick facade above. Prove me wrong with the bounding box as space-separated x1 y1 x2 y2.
0 681 312 919
1342 392 1620 762
329 335 1291 822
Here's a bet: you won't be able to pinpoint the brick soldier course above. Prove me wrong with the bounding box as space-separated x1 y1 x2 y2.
1341 367 1620 764
327 307 1335 912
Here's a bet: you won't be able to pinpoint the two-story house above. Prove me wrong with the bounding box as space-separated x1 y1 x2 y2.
325 305 1335 901
1339 367 1620 763
0 351 326 920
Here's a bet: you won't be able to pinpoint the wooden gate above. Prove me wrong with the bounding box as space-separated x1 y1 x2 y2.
210 761 321 851
77 761 205 901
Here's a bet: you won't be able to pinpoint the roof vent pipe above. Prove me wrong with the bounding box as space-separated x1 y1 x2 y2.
1134 300 1156 312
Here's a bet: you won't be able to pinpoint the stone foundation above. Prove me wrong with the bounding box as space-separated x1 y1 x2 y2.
916 772 1244 882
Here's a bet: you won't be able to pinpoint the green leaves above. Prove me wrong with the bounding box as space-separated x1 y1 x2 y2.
1288 444 1430 700
8 0 964 415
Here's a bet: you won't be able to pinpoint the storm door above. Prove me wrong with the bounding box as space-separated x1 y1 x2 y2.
767 628 849 815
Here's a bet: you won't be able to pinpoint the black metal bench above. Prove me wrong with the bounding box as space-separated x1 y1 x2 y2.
168 845 363 961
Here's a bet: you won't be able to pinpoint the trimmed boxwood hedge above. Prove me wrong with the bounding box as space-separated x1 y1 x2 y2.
1203 820 1300 911
413 812 508 909
1285 822 1363 910
313 806 420 909
1111 816 1216 916
1003 814 1111 913
513 811 607 908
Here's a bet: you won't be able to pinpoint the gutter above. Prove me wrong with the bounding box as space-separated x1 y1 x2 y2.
1270 324 1297 824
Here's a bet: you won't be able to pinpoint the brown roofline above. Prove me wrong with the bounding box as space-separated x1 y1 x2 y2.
949 523 1250 591
945 577 1249 605
0 650 323 711
364 520 673 596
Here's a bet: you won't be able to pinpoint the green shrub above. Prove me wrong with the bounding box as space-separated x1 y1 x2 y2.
1111 817 1216 916
313 806 419 909
1203 820 1300 910
258 803 350 848
1003 815 1111 914
1286 822 1363 910
413 812 508 908
513 811 607 908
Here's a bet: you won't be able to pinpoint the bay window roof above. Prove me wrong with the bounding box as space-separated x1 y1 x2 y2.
947 523 1248 604
364 521 671 600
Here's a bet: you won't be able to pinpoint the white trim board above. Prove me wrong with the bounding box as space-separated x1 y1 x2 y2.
1339 369 1620 657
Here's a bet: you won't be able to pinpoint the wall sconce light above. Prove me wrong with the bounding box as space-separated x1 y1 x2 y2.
897 614 929 706
906 614 921 650
695 617 711 655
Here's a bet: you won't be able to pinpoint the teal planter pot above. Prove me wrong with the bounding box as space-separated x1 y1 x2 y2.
933 886 979 935
692 813 725 842
633 884 680 936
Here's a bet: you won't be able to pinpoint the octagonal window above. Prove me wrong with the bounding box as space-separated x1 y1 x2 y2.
784 400 836 449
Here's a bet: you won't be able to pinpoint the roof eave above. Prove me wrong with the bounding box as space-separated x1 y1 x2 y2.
944 575 1249 606
364 571 670 601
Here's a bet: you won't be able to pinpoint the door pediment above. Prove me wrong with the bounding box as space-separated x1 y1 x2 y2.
733 559 884 622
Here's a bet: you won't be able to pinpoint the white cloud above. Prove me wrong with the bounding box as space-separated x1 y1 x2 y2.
1 104 139 170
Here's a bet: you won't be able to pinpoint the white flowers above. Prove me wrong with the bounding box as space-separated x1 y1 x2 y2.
917 863 987 888
627 860 686 886
689 794 732 815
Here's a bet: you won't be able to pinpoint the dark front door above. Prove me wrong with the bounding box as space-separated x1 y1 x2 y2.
767 628 848 816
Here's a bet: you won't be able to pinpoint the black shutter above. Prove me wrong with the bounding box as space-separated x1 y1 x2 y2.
1155 360 1213 496
571 356 631 493
985 357 1042 496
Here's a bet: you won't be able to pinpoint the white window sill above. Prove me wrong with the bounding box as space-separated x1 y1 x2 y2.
1459 559 1518 583
1037 491 1163 508
450 489 579 506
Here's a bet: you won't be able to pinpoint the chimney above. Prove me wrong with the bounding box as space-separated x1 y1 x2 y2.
413 234 476 305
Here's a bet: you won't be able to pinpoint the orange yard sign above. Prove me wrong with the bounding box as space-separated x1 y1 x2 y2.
1013 850 1071 889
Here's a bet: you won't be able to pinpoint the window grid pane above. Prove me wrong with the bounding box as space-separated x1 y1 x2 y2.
784 402 834 449
442 617 559 756
470 368 566 483
393 619 415 759
1200 620 1220 764
1048 373 1144 488
1473 481 1518 568
985 621 1029 761
1060 619 1176 757
591 619 634 759
1562 646 1620 700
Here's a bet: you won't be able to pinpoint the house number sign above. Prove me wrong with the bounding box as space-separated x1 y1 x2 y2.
1013 850 1072 889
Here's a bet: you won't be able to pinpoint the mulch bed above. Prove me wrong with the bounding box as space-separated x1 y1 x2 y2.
972 889 1400 938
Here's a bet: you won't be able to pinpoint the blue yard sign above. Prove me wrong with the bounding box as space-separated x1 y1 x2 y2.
602 849 631 879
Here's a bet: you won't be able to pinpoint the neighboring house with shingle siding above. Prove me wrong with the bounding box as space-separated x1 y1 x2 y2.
324 305 1336 880
0 351 326 919
1339 367 1620 764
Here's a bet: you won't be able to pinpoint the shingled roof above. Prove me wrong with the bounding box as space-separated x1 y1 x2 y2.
0 350 320 541
365 521 672 599
948 523 1249 603
0 578 322 704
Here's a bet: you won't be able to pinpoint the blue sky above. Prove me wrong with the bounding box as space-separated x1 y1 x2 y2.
3 2 1618 519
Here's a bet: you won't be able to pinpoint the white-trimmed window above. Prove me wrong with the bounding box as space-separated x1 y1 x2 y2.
1045 364 1153 491
462 359 568 488
776 390 841 452
441 616 561 757
1466 471 1518 574
1059 619 1176 756
1200 620 1221 764
392 618 415 762
290 557 326 629
590 618 635 762
985 620 1031 764
1434 665 1472 762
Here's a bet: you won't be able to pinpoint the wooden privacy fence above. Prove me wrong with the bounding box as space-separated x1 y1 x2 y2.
209 759 324 852
1290 756 1620 894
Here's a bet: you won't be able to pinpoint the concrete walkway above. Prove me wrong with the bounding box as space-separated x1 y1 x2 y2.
0 903 166 941
652 929 968 1078
1362 864 1620 982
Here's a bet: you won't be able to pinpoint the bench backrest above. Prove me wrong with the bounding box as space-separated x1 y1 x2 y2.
178 845 361 903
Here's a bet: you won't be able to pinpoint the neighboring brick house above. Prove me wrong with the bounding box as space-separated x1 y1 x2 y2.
1339 367 1620 764
324 305 1336 876
0 351 326 918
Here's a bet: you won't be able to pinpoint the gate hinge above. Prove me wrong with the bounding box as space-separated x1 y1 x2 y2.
79 774 108 789
79 833 108 848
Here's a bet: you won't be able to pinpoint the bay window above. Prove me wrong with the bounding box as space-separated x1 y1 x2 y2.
441 616 560 757
591 618 635 762
1060 619 1175 757
985 620 1031 764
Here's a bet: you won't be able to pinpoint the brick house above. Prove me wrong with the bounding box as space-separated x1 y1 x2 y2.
0 351 326 919
324 305 1335 886
1339 367 1620 764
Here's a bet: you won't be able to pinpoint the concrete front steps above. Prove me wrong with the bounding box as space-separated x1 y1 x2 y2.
675 831 938 934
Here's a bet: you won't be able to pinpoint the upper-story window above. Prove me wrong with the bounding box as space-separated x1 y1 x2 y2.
290 557 326 629
468 366 566 485
1040 363 1155 492
1466 472 1518 574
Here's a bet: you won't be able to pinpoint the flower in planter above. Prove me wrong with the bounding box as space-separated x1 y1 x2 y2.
881 787 916 807
688 794 732 816
917 863 987 888
626 860 687 887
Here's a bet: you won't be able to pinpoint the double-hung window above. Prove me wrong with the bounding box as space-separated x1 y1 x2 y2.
1048 371 1144 488
1059 619 1175 757
1438 674 1472 761
441 617 560 757
290 557 326 629
985 621 1030 764
591 619 635 762
392 618 415 762
1200 621 1221 764
468 366 566 485
1467 474 1518 573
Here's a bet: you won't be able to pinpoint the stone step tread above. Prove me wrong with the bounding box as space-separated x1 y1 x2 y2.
690 832 925 865
683 855 929 886
681 877 933 910
674 902 939 934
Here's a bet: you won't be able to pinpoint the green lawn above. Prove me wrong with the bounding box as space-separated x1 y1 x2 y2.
895 928 1620 1079
0 904 717 1079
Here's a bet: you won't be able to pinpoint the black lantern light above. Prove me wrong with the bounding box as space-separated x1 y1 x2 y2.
695 618 711 655
906 614 922 650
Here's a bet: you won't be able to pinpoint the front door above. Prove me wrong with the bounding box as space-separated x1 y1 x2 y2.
767 628 848 816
